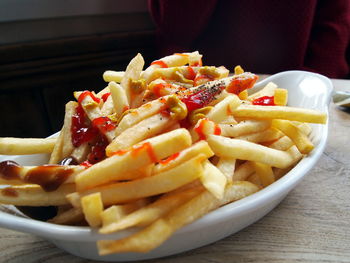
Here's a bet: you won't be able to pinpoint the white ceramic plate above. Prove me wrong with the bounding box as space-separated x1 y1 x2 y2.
0 71 332 261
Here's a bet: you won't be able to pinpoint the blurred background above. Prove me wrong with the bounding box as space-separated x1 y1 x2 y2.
1 0 349 138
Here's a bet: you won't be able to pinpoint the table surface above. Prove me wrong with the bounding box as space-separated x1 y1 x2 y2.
0 78 349 263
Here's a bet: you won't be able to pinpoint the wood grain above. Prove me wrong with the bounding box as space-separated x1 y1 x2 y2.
0 79 349 263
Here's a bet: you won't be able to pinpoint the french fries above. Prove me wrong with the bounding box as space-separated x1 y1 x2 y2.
97 181 259 255
0 51 327 255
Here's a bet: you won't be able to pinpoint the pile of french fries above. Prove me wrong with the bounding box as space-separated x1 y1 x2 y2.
0 51 327 255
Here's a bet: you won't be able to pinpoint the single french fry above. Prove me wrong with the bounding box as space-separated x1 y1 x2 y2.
48 207 84 225
71 143 90 163
234 65 244 75
248 82 277 100
253 162 275 187
232 161 255 181
0 184 75 206
200 160 227 199
115 96 169 136
50 101 77 164
273 88 288 106
235 127 283 143
152 140 214 174
267 135 294 151
75 129 192 191
219 120 271 137
142 52 201 82
103 71 124 83
101 95 115 116
99 186 203 234
216 157 236 182
70 154 206 207
81 192 104 227
272 119 314 154
232 105 327 124
292 121 312 136
121 53 145 104
273 167 291 180
106 113 176 155
49 130 64 164
101 199 149 228
97 181 259 254
246 173 262 187
108 81 129 119
219 115 237 124
0 138 57 155
206 95 241 123
207 135 297 169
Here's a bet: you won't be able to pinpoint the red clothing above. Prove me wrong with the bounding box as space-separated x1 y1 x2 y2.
148 0 350 78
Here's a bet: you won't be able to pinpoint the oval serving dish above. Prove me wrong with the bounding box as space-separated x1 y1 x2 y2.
0 71 332 261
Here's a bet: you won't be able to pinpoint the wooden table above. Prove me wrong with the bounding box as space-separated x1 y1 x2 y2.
0 79 349 263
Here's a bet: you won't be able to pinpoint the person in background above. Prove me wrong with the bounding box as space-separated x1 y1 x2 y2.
148 0 350 78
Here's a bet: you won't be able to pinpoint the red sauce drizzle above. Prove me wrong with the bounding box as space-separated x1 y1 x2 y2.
78 91 101 104
214 124 221 135
187 66 196 80
252 96 275 106
159 97 167 104
179 118 192 129
131 142 158 163
160 109 171 118
181 86 224 112
101 92 111 102
80 161 93 168
153 83 165 97
226 74 258 94
71 105 99 147
2 187 18 197
25 165 73 192
194 119 221 140
112 149 128 156
0 160 21 180
87 135 109 164
151 60 168 68
194 119 208 140
192 58 203 67
159 152 180 165
92 116 116 134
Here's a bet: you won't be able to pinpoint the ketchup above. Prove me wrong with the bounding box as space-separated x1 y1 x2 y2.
71 105 99 147
226 74 258 94
181 86 224 112
131 142 158 163
187 67 197 80
101 92 111 102
78 91 101 104
92 116 116 134
159 152 180 165
252 96 275 106
151 60 168 68
87 135 109 164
